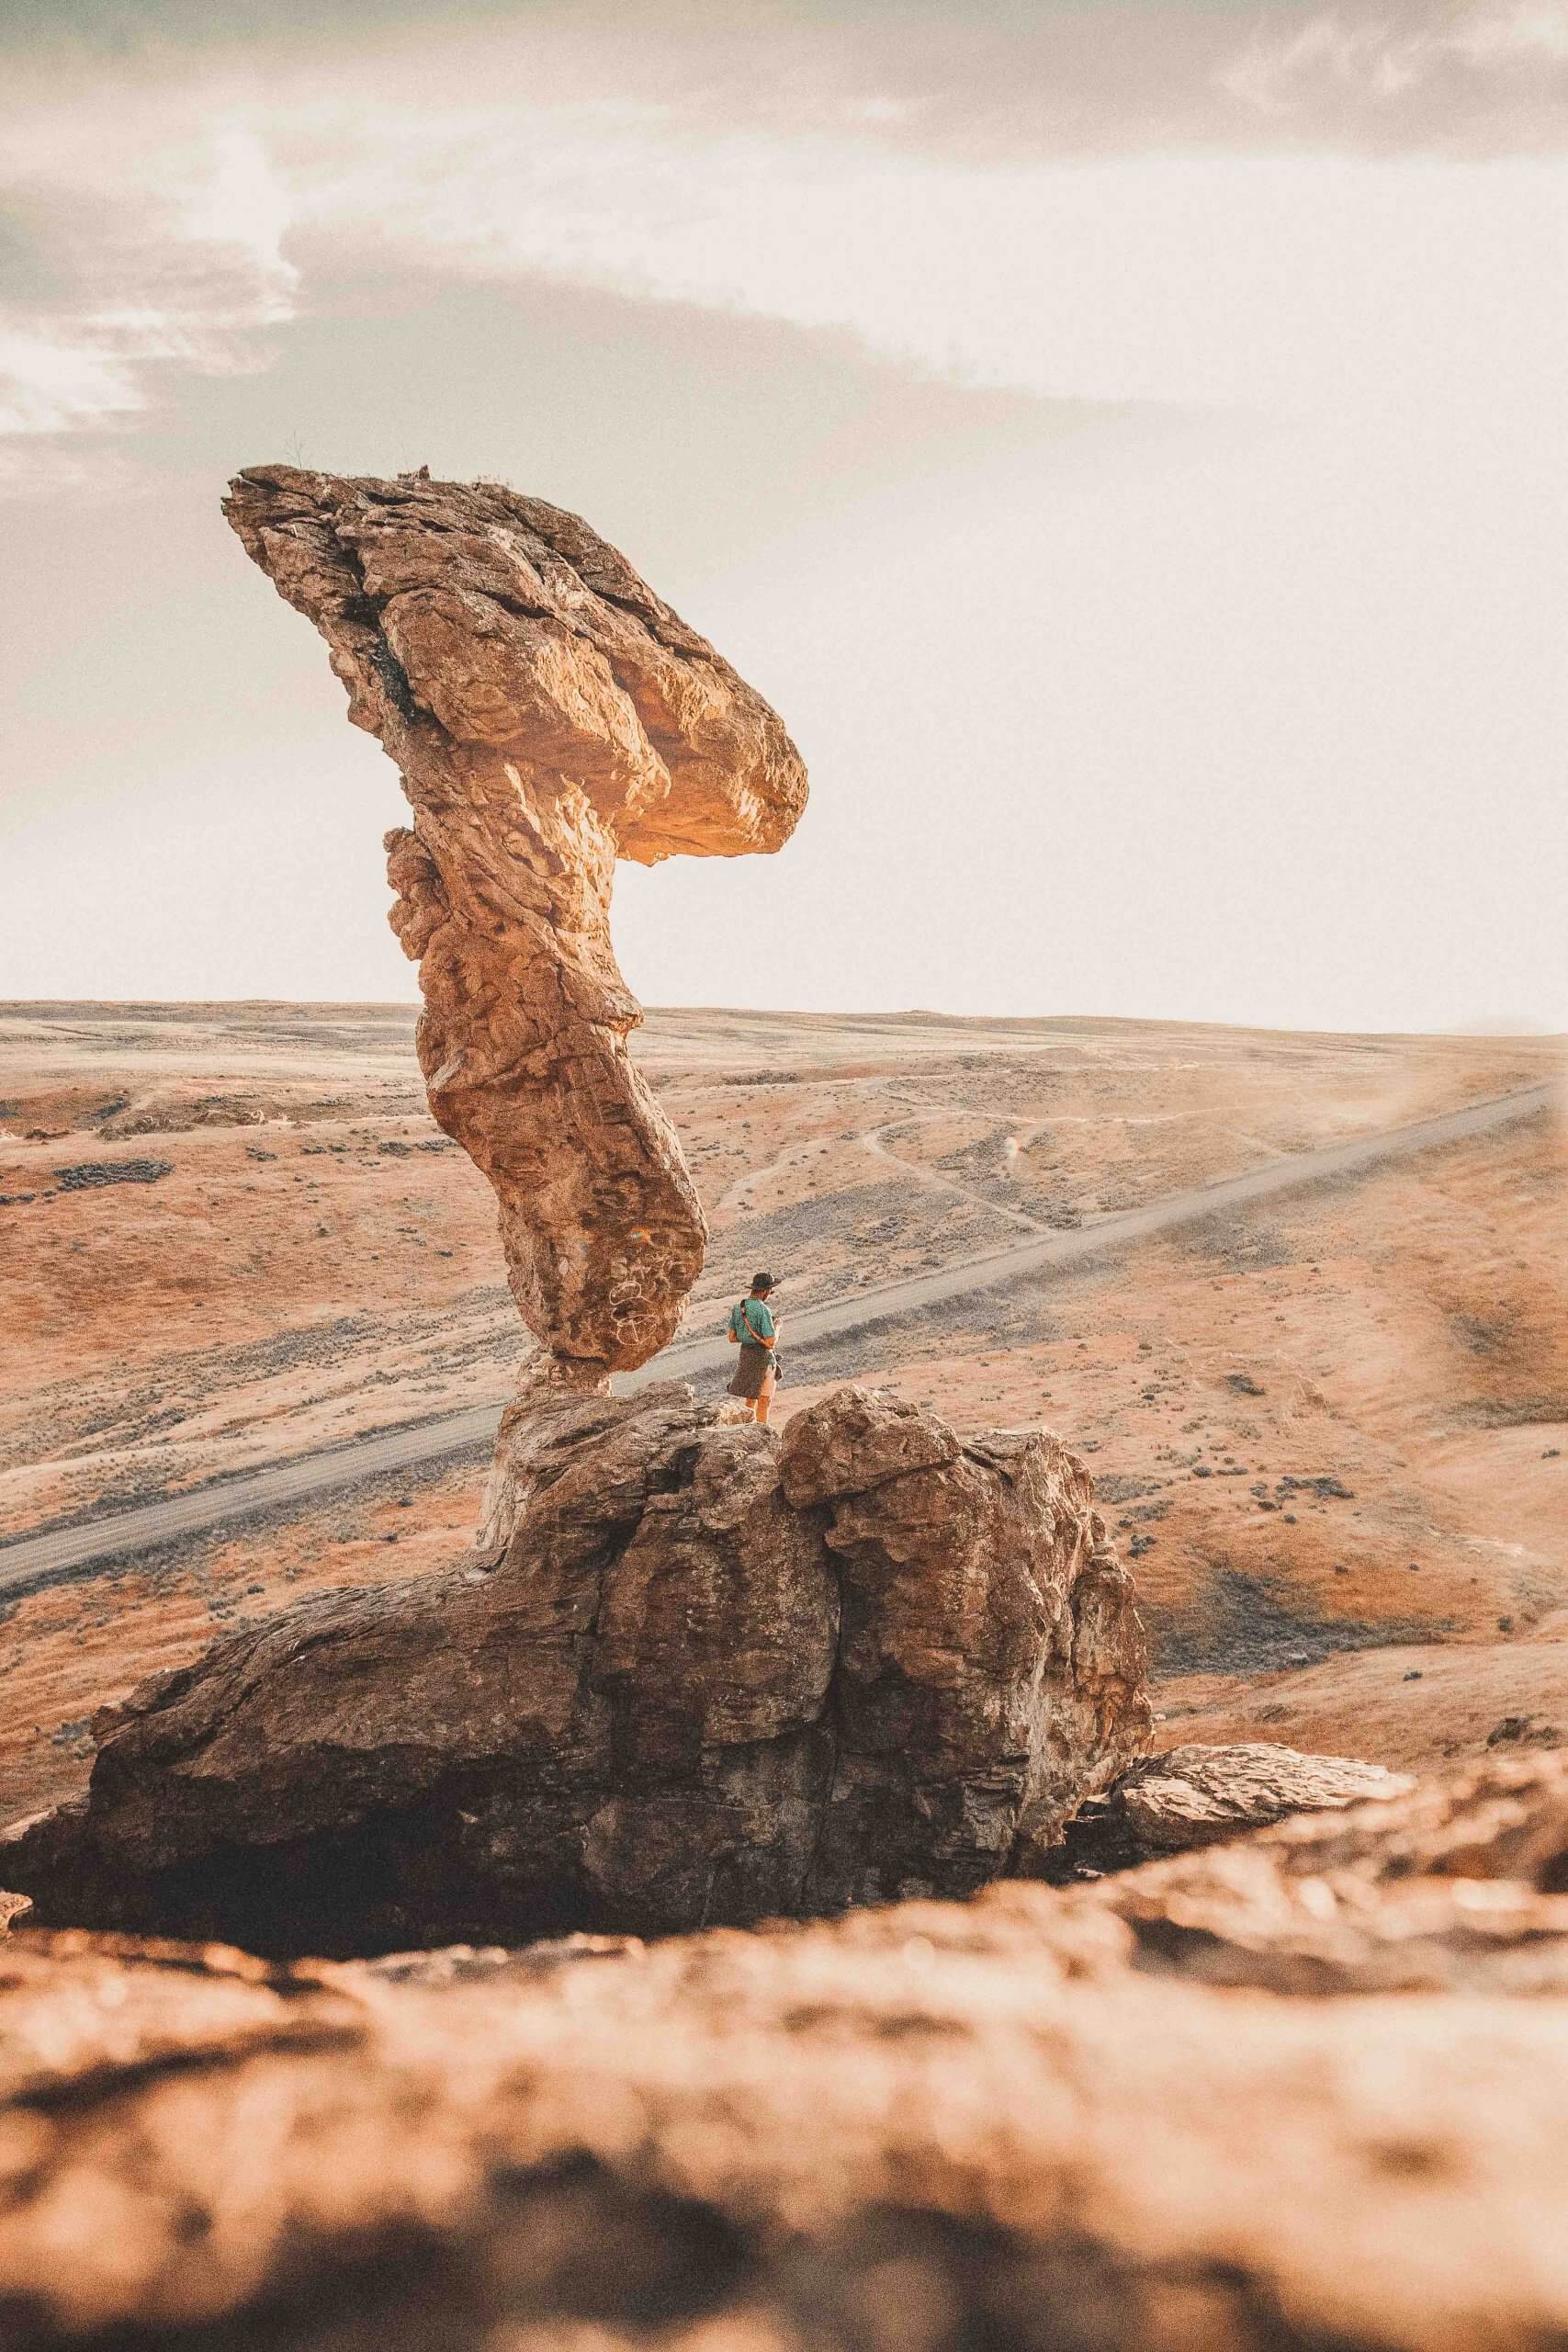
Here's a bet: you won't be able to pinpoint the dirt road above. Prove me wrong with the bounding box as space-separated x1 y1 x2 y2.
2 1080 1554 1596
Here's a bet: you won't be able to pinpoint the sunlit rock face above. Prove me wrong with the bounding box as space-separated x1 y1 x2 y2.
0 1387 1151 1956
223 465 807 1383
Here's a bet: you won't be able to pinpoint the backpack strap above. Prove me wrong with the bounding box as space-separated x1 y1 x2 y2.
739 1299 771 1345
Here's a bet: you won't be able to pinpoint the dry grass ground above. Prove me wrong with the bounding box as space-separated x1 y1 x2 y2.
2 1001 1563 1825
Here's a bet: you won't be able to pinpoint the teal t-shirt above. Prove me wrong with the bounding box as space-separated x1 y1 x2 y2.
728 1295 776 1345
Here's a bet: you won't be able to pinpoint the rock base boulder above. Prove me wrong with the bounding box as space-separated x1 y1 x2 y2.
0 1385 1150 1955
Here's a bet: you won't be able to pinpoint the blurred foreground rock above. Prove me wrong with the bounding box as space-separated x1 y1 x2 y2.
0 1385 1149 1955
2 1755 1567 2349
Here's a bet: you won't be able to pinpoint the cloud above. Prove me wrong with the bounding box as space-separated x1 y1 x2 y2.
3 7 1568 492
1220 2 1568 136
0 325 141 436
280 85 1568 415
0 435 155 503
0 102 298 465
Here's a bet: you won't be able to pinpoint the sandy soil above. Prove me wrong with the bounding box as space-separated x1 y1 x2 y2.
3 1001 1563 1823
774 1112 1568 1771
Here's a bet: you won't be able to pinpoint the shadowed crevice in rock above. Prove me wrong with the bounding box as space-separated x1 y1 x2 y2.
0 1385 1150 1957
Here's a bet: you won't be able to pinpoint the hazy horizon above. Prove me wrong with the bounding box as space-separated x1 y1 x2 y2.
4 996 1562 1049
5 0 1567 1033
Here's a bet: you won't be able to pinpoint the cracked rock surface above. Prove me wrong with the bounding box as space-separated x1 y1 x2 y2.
0 1386 1150 1956
223 466 807 1381
2 1756 1568 2349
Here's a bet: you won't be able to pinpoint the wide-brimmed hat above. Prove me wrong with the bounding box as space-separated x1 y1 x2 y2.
750 1271 777 1292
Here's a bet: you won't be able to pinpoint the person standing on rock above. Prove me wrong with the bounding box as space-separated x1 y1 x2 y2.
727 1272 781 1425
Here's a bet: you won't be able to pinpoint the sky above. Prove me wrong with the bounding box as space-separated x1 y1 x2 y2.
3 0 1566 1031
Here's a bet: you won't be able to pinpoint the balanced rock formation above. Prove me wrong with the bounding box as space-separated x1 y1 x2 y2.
0 1387 1151 1955
4 1755 1568 2350
1045 1740 1413 1879
223 465 807 1382
193 471 1152 1949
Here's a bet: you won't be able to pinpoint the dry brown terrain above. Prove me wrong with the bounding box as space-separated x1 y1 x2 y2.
2 1001 1563 1823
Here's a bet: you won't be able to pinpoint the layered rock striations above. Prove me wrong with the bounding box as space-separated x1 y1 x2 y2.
0 1387 1151 1955
3 1756 1568 2350
223 466 807 1382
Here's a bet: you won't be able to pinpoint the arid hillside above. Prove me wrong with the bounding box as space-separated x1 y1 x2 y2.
2 1001 1562 1821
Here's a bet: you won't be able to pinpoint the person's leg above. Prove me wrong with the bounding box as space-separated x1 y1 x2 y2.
756 1366 776 1426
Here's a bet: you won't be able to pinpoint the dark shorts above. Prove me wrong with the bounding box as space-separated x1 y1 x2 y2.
728 1343 775 1399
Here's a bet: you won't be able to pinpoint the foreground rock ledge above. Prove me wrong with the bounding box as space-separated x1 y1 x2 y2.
2 1757 1567 2351
0 1385 1150 1955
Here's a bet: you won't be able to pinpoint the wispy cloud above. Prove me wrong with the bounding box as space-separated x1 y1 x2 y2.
0 325 140 436
1221 1 1568 130
3 6 1568 495
0 104 298 483
284 107 1568 415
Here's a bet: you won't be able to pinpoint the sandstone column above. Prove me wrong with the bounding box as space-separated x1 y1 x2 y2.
223 467 807 1385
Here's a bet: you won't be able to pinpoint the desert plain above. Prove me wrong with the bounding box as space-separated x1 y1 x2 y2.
3 997 1562 1826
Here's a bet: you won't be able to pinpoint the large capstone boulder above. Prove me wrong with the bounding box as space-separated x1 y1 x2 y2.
0 1385 1150 1955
